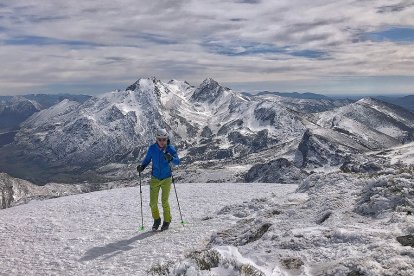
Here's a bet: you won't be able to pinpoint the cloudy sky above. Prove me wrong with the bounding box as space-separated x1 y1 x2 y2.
1 0 414 96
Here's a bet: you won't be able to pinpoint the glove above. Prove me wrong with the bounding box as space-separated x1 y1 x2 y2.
137 165 144 173
164 153 173 162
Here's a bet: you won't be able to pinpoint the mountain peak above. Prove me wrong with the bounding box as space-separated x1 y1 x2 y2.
201 77 220 87
191 78 229 103
356 96 373 103
356 97 392 108
167 79 192 87
125 77 161 91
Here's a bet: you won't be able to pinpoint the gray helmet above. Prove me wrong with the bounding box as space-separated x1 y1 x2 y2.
155 128 169 139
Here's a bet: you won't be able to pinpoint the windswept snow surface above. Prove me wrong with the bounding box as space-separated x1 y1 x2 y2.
167 172 414 276
0 182 296 275
373 141 414 165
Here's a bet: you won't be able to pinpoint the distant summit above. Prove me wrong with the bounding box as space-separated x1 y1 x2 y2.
190 78 231 103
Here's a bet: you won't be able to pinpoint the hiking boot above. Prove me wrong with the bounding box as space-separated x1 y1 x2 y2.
160 221 170 231
152 218 161 231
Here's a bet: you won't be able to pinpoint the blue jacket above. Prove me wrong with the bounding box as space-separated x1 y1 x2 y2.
141 143 180 180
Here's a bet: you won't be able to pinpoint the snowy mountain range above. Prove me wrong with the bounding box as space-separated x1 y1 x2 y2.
0 77 413 185
294 97 414 169
0 94 90 131
0 94 91 149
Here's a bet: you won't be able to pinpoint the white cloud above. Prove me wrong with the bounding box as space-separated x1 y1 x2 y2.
0 0 413 95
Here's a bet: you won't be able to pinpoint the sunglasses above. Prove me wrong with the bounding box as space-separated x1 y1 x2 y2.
157 138 167 142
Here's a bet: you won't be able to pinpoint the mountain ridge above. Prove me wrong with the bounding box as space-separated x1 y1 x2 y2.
0 77 413 184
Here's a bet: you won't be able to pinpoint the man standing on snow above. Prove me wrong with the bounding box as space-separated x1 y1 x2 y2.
137 128 180 231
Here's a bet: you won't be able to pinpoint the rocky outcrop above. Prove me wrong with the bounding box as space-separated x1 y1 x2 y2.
0 175 13 209
340 160 383 173
396 235 414 247
244 158 309 183
294 129 367 168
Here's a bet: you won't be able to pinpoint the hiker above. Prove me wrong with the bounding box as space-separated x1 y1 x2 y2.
136 128 180 231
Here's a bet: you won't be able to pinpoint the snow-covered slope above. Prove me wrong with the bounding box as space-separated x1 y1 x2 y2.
165 169 414 275
3 169 412 275
371 141 414 165
0 181 296 275
315 97 414 144
251 93 353 113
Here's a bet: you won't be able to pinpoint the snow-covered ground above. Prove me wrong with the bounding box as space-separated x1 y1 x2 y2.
166 172 414 276
2 166 413 276
371 142 414 165
0 182 296 275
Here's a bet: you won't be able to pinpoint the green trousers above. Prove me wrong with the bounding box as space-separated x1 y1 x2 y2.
149 176 172 222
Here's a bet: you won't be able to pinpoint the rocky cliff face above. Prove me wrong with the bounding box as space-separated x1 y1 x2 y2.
0 174 13 209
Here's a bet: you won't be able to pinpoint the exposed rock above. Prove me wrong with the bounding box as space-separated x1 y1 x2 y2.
245 158 309 183
210 220 272 246
280 257 304 270
340 160 383 173
0 176 13 209
294 129 361 168
200 126 213 138
316 211 332 224
396 234 414 247
347 270 366 276
185 249 221 271
254 107 276 125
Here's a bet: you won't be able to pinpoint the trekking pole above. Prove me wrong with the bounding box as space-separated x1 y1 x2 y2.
138 171 145 231
169 164 185 226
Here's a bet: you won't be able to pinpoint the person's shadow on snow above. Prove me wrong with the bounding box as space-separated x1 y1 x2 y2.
79 231 156 261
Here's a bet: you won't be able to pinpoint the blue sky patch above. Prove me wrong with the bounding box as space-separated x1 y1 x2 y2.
365 27 414 43
289 49 327 59
205 40 327 59
205 41 284 56
3 35 102 48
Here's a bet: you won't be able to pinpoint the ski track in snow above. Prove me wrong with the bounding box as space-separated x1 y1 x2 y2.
0 182 297 276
